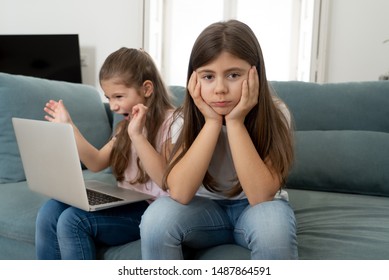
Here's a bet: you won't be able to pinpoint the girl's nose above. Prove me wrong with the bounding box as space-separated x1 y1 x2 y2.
214 78 227 94
110 102 119 112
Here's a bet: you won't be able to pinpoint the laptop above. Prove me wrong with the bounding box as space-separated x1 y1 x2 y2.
12 117 154 212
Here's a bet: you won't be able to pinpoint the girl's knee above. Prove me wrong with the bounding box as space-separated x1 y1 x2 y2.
140 196 212 239
36 199 68 228
140 197 180 231
236 200 297 241
246 200 295 224
235 200 297 259
56 207 91 237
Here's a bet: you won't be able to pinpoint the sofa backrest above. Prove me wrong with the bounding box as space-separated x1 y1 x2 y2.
272 81 389 132
272 81 389 197
167 81 389 132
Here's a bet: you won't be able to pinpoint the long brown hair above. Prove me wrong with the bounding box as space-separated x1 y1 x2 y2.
164 20 294 197
99 47 174 183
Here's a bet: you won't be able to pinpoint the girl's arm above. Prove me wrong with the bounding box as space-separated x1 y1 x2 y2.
127 104 170 188
167 73 223 204
225 67 281 205
168 121 221 204
226 122 281 205
44 100 112 172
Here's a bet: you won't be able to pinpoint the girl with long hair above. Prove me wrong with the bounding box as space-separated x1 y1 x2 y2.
35 47 175 259
140 20 298 259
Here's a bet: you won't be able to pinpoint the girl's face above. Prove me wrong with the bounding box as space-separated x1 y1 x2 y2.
101 78 146 121
196 51 252 115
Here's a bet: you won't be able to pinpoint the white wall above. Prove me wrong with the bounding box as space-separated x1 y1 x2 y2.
325 0 389 82
0 0 144 92
2 0 389 85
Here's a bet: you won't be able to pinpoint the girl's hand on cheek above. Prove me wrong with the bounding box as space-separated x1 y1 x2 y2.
226 66 259 123
128 104 147 139
188 71 222 123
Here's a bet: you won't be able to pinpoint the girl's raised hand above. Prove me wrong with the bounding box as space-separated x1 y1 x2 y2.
127 103 148 140
225 66 259 123
188 71 222 123
44 99 73 124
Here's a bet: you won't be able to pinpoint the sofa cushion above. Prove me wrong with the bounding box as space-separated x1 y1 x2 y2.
0 181 47 249
287 130 389 197
288 189 389 259
0 73 112 183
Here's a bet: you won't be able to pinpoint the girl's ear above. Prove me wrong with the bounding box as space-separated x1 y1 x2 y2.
142 80 154 98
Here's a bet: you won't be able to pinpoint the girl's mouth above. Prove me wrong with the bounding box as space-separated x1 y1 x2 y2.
123 113 130 120
212 101 231 107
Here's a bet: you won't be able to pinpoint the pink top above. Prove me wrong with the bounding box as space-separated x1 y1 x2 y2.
117 110 176 201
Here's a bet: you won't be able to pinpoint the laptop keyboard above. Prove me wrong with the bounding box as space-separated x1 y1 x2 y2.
86 189 123 205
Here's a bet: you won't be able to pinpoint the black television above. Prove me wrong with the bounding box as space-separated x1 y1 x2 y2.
0 34 82 83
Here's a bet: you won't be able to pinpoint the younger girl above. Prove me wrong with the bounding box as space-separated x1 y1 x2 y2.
140 20 298 259
35 47 175 259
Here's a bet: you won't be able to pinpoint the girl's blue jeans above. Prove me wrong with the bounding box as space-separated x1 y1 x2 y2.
35 198 149 259
140 196 298 259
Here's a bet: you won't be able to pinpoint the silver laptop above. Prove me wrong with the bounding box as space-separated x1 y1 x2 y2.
12 117 154 212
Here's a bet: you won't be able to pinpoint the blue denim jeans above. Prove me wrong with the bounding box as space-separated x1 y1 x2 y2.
140 196 298 259
35 199 149 259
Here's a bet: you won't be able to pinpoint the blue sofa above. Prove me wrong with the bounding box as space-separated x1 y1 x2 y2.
1 72 389 260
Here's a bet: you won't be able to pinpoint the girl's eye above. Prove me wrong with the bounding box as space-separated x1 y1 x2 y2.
228 73 240 79
202 74 214 80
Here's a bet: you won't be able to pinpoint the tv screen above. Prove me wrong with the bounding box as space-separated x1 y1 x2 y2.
0 34 82 83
